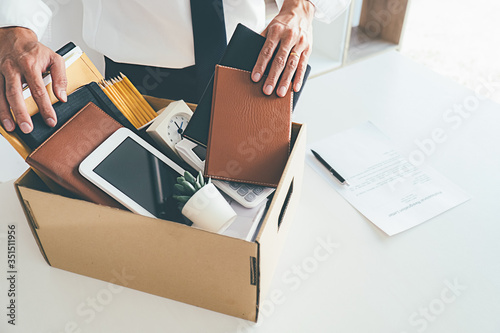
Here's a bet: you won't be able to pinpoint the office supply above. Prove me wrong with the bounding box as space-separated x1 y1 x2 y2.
146 100 193 158
308 121 471 236
15 82 136 150
22 43 82 100
311 149 349 185
175 138 274 208
174 138 207 170
23 43 104 118
21 42 77 93
26 102 123 208
205 65 292 187
99 73 157 129
79 128 186 220
183 23 311 147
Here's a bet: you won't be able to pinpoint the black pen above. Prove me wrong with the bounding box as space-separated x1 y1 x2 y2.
311 149 349 186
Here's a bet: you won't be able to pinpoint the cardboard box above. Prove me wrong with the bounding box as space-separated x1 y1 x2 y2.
14 111 306 321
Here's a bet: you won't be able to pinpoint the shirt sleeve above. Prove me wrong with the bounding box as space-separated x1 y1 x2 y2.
274 0 351 24
0 0 52 40
307 0 351 23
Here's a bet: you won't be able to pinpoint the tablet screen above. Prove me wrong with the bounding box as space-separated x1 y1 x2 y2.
93 137 180 220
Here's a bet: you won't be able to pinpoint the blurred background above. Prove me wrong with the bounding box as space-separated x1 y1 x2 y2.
401 0 500 104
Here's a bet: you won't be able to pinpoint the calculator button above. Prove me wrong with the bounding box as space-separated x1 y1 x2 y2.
229 182 240 190
245 193 256 202
252 186 264 195
237 186 249 196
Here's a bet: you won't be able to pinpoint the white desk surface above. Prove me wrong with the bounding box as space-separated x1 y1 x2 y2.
1 51 499 333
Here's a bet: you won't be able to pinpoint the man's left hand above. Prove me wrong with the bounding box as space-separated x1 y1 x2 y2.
251 0 315 97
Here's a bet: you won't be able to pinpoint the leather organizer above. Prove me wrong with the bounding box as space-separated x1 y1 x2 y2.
204 65 292 187
26 102 123 208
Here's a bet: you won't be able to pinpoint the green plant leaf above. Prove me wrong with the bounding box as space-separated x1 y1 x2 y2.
176 176 186 184
173 195 191 203
181 181 196 195
174 183 187 194
184 171 197 185
197 171 205 186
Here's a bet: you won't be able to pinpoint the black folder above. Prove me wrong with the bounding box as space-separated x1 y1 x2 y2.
183 23 311 147
16 82 135 150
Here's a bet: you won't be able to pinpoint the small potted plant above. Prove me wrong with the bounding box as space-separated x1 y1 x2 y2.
173 171 236 233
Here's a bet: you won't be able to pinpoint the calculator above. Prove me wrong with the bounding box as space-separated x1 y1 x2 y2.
175 139 274 208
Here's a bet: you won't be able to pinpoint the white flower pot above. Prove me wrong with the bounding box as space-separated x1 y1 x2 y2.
181 183 237 233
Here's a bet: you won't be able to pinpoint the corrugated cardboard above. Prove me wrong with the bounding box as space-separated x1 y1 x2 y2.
14 117 306 321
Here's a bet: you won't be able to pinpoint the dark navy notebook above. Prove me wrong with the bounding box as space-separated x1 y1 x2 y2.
183 23 311 147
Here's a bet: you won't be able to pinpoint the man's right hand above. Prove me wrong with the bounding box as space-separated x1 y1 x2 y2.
0 27 67 134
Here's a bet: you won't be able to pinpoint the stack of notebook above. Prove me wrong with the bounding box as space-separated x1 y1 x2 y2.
193 24 311 188
183 23 310 148
25 102 124 208
2 42 161 206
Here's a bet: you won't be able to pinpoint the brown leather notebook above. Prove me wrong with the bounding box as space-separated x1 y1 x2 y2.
26 102 123 208
204 65 292 187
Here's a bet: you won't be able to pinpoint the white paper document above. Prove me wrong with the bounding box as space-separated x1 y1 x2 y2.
308 122 470 236
221 194 267 241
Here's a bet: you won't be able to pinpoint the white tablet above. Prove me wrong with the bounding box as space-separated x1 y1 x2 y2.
79 128 185 219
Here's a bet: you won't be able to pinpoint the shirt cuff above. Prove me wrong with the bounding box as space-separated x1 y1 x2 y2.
0 0 52 40
307 0 351 23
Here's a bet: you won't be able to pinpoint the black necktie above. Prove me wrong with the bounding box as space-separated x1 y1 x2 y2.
190 0 227 102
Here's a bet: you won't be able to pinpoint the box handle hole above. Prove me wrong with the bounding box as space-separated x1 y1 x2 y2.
277 178 294 230
23 200 39 229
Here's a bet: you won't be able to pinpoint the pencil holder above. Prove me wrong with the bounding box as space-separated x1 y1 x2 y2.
182 183 237 233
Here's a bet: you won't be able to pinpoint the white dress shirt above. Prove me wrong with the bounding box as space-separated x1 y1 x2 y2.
0 0 350 69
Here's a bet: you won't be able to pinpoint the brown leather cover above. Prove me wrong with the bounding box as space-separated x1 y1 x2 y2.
26 102 123 208
204 65 292 187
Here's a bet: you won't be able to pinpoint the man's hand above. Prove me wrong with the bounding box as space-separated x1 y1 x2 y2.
251 0 315 97
0 27 67 133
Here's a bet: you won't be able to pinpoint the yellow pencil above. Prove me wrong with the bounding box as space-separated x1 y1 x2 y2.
111 78 148 126
101 80 141 128
112 77 146 122
120 73 157 118
109 81 142 128
118 77 156 122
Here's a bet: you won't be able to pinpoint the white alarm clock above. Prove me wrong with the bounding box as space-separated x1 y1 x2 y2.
146 100 193 158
